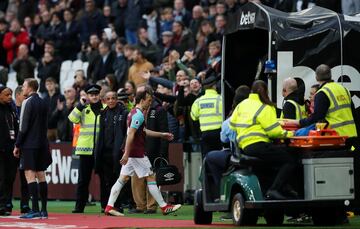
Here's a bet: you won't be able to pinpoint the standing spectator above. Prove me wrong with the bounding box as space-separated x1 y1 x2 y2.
0 19 8 68
80 34 100 63
17 0 35 23
172 21 195 56
111 0 127 38
141 7 161 45
0 86 18 216
95 91 130 213
44 40 62 65
88 41 115 83
104 87 181 216
73 69 89 99
60 9 80 60
103 5 113 26
14 86 30 214
12 44 36 85
160 31 175 61
43 78 64 142
79 0 107 43
214 14 226 42
13 78 52 219
37 51 60 94
189 5 204 38
35 10 52 52
206 40 221 74
48 12 64 51
160 7 174 34
52 86 77 142
113 38 128 87
68 84 104 213
136 27 160 65
124 0 144 44
173 0 192 27
3 19 30 65
128 48 154 88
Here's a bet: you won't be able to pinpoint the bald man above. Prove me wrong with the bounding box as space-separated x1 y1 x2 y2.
280 77 307 120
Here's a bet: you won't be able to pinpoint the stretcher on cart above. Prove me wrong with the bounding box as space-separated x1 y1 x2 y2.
289 129 348 149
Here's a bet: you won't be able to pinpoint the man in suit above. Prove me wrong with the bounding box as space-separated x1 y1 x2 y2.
88 40 115 83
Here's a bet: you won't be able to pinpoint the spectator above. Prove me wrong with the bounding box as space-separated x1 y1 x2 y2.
60 8 80 60
160 31 176 60
189 5 204 38
172 20 195 56
48 12 64 51
44 40 62 65
136 27 160 65
160 7 174 34
52 86 77 142
102 5 113 26
37 51 60 94
35 10 51 50
44 78 64 142
111 0 127 38
113 38 128 87
104 74 118 91
173 0 192 27
215 1 227 16
0 19 8 68
214 14 226 42
88 40 115 83
124 80 136 105
123 0 144 45
79 0 107 43
3 19 30 65
206 40 221 73
73 69 89 99
141 7 161 45
80 34 100 63
12 44 36 85
128 48 154 88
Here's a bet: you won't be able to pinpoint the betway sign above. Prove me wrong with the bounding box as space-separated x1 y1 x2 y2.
45 149 78 184
277 51 360 109
240 11 256 26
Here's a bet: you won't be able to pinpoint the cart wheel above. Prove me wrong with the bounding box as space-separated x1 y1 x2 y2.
232 193 258 226
264 209 284 226
194 189 212 224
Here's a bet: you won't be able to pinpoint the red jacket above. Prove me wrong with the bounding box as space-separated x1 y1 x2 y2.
3 31 30 64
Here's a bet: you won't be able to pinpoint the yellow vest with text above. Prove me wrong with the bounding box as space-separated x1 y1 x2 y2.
191 89 223 132
317 82 357 137
280 99 307 120
230 93 293 149
68 104 104 155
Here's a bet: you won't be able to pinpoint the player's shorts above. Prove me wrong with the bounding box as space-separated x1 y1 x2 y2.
20 148 52 171
120 156 153 178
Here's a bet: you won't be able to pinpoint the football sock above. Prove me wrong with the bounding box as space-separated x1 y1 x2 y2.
38 182 48 212
107 179 125 207
147 181 166 208
28 182 39 212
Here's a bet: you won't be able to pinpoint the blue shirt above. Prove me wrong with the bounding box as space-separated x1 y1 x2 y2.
220 118 237 144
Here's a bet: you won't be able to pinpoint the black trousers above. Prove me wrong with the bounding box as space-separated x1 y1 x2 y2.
200 129 222 158
244 142 297 192
75 155 94 210
0 150 18 210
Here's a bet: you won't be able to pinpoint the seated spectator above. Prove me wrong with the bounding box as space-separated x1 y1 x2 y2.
80 34 100 63
12 44 36 85
173 0 192 27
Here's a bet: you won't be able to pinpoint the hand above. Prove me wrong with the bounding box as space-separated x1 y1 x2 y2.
13 147 20 158
57 99 64 111
120 154 128 165
162 132 174 141
183 50 194 61
80 96 87 105
11 37 16 44
140 71 151 80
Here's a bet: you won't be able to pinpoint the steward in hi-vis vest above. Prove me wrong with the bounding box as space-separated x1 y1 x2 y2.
280 77 307 120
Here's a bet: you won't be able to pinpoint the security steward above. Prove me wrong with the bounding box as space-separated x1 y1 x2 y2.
191 72 223 158
289 64 358 144
230 80 296 200
69 84 104 213
280 77 307 120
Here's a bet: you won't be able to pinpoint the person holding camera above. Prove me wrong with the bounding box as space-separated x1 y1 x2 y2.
68 84 105 213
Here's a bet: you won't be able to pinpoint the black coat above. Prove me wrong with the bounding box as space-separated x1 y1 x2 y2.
145 99 169 165
15 93 49 150
88 52 115 83
94 103 128 174
0 102 18 152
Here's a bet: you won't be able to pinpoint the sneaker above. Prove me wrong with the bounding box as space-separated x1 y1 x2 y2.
144 209 156 214
161 204 181 215
20 210 41 219
104 205 124 216
40 211 48 219
127 208 144 214
21 205 31 214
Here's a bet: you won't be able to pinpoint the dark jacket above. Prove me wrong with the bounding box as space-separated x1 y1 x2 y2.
60 21 81 60
15 93 49 149
51 100 76 141
44 91 65 129
37 60 60 92
0 102 18 152
79 10 107 43
145 98 169 165
88 51 115 83
95 103 128 174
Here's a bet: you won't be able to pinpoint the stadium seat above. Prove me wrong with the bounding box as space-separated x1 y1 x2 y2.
72 59 83 71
